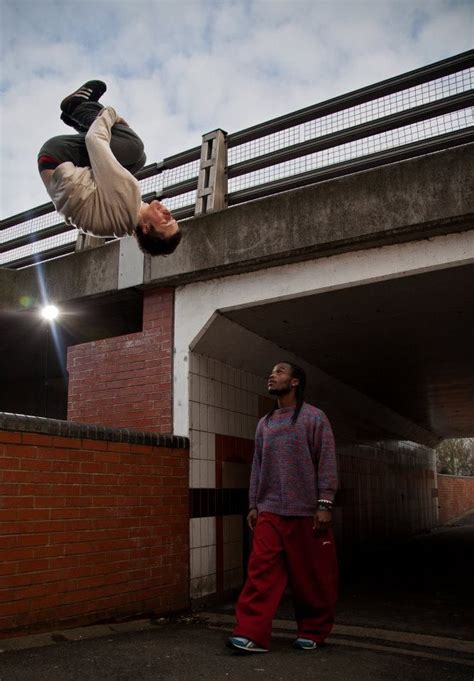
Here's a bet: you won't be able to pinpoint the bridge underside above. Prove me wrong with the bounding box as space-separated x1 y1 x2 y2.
220 264 474 439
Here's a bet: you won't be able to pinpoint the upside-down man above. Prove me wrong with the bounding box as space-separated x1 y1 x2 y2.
38 80 181 256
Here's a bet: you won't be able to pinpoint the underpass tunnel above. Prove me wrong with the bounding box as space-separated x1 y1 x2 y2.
180 263 474 602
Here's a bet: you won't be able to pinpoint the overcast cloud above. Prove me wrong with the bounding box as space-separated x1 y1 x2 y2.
0 0 472 218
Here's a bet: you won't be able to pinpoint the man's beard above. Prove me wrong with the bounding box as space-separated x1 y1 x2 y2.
268 385 292 396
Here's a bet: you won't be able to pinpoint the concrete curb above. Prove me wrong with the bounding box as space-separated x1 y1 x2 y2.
201 612 474 656
0 619 157 653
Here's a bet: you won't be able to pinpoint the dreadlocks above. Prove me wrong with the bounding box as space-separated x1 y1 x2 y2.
265 362 307 426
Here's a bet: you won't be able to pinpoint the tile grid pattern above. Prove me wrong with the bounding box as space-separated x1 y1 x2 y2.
188 353 264 598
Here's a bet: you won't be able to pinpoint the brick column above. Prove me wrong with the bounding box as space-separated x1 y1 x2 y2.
67 288 174 433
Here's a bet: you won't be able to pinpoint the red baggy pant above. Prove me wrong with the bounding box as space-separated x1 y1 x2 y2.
233 512 338 649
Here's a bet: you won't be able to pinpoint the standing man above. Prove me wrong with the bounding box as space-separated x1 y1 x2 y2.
228 362 338 653
38 80 181 256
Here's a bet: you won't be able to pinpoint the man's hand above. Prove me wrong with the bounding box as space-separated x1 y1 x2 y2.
99 108 129 127
313 509 332 532
247 508 258 531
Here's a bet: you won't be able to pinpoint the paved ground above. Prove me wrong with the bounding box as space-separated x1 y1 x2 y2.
326 517 474 639
1 514 473 681
0 621 473 681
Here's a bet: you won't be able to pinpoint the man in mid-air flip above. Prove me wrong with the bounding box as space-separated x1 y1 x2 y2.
38 80 181 256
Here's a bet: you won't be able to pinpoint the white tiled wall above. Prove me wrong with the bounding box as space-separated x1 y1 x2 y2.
190 516 217 598
188 353 264 599
189 353 262 443
188 354 263 492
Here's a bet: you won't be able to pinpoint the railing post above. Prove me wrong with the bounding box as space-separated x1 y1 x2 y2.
75 232 103 251
195 129 228 216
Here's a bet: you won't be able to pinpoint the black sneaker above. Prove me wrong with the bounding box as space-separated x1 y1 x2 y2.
60 80 107 115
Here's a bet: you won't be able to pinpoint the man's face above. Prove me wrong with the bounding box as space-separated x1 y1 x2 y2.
267 363 297 396
148 201 179 238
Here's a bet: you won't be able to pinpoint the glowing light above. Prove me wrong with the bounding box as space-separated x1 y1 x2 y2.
41 304 59 321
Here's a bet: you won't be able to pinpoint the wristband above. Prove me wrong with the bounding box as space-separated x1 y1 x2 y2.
317 499 333 511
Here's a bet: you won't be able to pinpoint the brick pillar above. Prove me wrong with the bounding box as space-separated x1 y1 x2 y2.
67 288 174 433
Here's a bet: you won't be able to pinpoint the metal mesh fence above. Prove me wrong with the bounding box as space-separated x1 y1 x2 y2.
0 229 77 266
228 107 473 194
137 159 200 196
228 68 473 165
0 210 63 247
163 190 197 212
0 210 72 266
137 174 163 196
163 159 200 187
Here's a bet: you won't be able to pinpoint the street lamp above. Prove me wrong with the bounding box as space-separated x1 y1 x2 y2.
41 304 59 321
40 304 60 416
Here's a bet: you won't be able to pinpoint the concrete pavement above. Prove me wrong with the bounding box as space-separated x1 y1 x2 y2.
0 618 473 681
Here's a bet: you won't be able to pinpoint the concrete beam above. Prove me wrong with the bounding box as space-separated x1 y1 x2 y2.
150 142 473 285
0 240 121 310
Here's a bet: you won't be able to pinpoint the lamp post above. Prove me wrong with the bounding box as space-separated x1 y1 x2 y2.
40 305 59 417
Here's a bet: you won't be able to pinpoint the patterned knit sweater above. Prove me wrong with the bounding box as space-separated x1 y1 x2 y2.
249 402 337 516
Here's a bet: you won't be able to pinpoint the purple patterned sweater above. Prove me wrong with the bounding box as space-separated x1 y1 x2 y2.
249 402 338 516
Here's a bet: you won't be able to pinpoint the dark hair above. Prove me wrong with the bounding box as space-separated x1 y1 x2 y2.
135 225 182 256
266 362 306 426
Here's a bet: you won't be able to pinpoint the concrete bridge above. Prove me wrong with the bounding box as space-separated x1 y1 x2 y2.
1 53 473 610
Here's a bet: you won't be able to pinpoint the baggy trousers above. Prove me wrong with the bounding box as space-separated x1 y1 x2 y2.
38 101 146 176
233 512 338 649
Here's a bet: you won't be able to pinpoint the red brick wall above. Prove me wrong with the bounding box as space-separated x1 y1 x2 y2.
0 428 189 637
67 288 173 432
438 474 474 524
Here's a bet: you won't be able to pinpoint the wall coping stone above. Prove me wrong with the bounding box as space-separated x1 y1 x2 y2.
0 412 189 450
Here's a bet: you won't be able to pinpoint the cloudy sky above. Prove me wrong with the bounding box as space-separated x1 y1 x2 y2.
0 0 472 219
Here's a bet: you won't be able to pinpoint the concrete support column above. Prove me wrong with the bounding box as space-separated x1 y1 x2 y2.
195 129 228 216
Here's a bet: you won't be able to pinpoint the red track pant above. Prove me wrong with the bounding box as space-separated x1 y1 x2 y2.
233 512 338 649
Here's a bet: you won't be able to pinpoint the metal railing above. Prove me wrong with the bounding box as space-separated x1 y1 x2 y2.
1 50 473 269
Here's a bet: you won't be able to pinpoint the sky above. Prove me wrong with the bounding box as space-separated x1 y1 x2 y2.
0 0 472 219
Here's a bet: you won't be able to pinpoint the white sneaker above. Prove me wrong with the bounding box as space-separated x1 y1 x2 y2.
227 636 268 653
